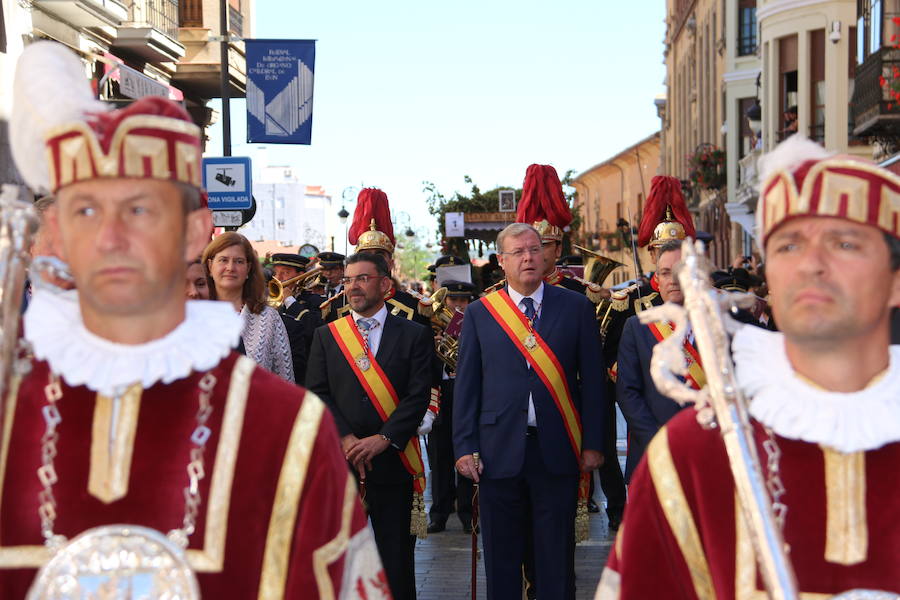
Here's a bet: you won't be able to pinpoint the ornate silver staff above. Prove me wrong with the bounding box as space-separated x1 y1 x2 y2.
638 238 798 600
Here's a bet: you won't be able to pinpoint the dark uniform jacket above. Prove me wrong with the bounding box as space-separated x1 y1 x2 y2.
306 312 433 484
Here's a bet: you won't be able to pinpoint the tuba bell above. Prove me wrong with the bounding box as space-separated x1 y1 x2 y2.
418 287 464 371
267 266 323 308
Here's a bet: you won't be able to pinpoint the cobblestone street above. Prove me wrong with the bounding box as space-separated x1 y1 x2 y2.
413 425 627 599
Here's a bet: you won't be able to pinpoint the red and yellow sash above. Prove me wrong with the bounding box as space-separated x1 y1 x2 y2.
646 321 707 390
327 316 426 494
481 290 582 458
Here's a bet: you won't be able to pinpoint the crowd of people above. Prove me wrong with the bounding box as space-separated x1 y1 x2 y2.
1 41 898 600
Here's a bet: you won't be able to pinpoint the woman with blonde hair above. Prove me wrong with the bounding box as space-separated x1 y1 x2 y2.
202 232 294 382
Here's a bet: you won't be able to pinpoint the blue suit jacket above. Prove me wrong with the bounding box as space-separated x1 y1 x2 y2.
453 284 606 479
616 315 688 482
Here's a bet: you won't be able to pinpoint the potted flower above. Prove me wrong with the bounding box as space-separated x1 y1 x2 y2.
687 144 726 190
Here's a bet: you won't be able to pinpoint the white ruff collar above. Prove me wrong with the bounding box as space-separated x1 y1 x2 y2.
733 324 900 453
24 289 242 396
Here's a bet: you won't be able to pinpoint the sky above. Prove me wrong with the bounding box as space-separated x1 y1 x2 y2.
205 1 667 243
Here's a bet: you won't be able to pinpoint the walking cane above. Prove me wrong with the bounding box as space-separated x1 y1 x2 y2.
471 452 480 600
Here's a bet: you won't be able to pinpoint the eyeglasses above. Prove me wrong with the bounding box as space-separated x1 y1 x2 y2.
340 274 383 286
214 256 247 267
501 246 542 259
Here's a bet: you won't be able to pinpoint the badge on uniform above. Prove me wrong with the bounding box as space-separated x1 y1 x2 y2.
523 334 538 351
355 354 371 371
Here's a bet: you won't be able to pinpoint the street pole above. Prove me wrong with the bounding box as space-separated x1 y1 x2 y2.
219 0 231 157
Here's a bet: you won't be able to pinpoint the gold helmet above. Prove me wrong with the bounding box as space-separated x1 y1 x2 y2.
533 219 564 243
638 176 696 249
356 218 394 254
649 207 687 248
348 189 395 255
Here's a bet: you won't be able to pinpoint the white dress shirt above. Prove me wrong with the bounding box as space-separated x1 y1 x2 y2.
351 303 388 356
507 282 544 427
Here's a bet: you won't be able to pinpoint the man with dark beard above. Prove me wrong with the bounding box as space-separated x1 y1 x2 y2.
307 252 433 600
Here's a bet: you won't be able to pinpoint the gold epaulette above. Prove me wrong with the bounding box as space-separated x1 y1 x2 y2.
610 291 630 312
318 293 345 320
634 292 659 314
482 279 506 295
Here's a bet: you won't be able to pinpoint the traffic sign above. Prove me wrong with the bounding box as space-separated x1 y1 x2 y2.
202 157 253 210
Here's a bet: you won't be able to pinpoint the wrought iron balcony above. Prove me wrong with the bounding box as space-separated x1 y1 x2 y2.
852 46 900 136
113 0 185 63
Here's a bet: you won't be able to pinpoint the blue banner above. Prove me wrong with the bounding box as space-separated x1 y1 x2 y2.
245 39 315 144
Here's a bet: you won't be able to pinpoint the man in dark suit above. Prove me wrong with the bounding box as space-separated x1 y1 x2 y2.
306 252 433 600
616 240 699 482
454 223 606 600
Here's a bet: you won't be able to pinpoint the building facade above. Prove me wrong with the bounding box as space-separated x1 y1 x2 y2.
0 0 253 195
242 164 339 255
571 132 660 287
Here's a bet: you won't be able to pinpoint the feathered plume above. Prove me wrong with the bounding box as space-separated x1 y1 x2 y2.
637 175 695 247
348 188 395 245
517 164 572 227
756 134 832 192
11 41 107 194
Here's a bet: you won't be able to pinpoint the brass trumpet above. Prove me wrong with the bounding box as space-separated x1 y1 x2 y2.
267 266 323 307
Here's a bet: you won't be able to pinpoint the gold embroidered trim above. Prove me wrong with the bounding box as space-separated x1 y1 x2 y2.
187 355 254 573
257 391 325 599
0 361 253 571
735 493 833 599
646 428 715 600
823 448 867 565
387 298 414 320
88 384 142 503
311 474 358 600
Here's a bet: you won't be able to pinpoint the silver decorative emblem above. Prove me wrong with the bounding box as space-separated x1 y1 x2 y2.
28 525 199 600
523 334 538 351
355 354 371 371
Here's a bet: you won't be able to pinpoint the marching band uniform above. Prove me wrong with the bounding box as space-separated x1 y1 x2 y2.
426 280 474 534
269 253 324 384
0 42 385 599
597 142 900 598
317 251 346 299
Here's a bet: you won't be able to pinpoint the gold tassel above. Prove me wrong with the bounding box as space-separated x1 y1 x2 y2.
575 498 590 544
585 284 606 304
410 491 428 539
417 300 435 318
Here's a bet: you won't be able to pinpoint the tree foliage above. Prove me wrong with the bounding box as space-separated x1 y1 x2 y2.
424 170 582 258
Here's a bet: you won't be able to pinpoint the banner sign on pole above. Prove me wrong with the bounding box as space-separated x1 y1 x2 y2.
245 39 316 144
203 156 253 210
445 212 465 238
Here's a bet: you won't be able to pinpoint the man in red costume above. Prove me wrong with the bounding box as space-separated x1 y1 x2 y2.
0 42 387 599
596 137 900 598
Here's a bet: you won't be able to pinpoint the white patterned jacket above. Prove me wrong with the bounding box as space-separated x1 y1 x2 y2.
240 304 294 382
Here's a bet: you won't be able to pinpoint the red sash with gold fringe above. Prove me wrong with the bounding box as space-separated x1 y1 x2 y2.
646 321 707 390
327 316 426 494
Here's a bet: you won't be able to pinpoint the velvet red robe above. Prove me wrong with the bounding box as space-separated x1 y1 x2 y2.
598 409 900 599
0 353 389 599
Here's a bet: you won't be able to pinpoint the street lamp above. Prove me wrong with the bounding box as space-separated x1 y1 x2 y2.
338 206 350 255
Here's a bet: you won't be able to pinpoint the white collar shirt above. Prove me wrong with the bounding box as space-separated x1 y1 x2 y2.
351 303 388 357
506 282 544 427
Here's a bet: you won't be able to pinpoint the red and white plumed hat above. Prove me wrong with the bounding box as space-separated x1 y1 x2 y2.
348 188 395 254
637 175 696 248
757 135 900 246
517 164 572 243
11 41 203 198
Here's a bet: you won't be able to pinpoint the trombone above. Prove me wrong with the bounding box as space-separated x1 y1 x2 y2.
267 266 323 308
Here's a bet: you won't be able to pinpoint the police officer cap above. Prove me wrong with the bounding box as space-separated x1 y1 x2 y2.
317 252 346 268
443 280 475 298
713 268 762 293
270 253 308 270
435 255 466 267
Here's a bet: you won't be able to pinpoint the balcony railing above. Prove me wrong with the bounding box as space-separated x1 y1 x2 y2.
127 0 179 39
852 45 900 136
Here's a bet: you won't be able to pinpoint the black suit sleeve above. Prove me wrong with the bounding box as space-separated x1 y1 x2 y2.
306 326 353 438
616 316 661 449
380 322 432 449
